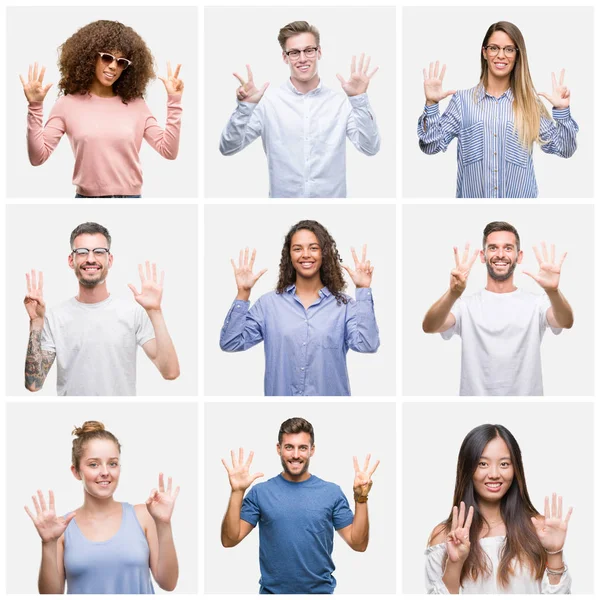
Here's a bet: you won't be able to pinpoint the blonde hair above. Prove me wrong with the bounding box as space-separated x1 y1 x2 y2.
480 21 550 150
277 21 320 51
71 421 121 470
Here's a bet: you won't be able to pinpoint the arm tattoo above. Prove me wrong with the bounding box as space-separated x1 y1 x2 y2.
25 329 55 391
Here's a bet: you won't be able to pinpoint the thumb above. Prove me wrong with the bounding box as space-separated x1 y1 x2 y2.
260 82 270 94
341 264 351 274
64 511 76 526
444 90 457 99
43 83 53 94
336 73 346 84
251 472 265 483
146 488 158 505
255 268 268 280
538 92 550 102
127 283 139 296
521 271 537 283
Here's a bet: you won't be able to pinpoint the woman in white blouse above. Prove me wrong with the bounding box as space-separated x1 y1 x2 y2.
425 424 572 594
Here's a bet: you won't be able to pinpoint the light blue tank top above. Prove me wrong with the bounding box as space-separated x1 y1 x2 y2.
64 502 155 594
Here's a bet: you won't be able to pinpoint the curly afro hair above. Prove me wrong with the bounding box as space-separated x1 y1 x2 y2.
58 20 155 103
276 220 348 304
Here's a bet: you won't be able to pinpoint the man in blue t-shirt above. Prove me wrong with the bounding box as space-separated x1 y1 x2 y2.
221 417 379 594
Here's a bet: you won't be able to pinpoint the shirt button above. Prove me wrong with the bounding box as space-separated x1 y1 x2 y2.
305 319 308 323
301 367 305 371
303 342 306 346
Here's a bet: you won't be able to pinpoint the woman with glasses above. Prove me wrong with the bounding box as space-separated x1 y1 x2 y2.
19 20 184 198
426 424 572 594
418 21 578 198
25 421 180 593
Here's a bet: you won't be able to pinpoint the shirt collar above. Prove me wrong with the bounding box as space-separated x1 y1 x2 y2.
285 78 323 96
285 284 331 297
477 84 513 102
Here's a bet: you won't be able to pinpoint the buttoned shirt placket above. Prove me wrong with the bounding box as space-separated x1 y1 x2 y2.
303 92 311 197
290 290 325 396
491 96 500 198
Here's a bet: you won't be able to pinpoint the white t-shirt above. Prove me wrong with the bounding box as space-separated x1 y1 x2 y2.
441 289 561 396
41 296 155 396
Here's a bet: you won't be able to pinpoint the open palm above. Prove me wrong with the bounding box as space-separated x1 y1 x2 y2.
19 62 53 103
539 70 570 109
222 448 264 492
336 53 378 97
523 242 566 292
423 61 456 105
531 493 572 552
25 490 74 543
128 261 164 311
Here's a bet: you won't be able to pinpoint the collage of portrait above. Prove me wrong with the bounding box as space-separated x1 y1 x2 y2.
1 2 596 597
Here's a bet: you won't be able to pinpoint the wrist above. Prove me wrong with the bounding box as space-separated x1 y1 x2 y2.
41 538 59 547
545 288 560 297
30 318 44 331
354 492 369 503
154 518 173 530
236 289 251 301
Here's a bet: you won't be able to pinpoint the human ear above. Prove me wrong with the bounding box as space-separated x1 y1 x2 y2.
479 249 486 263
68 254 74 270
71 465 82 481
276 443 282 456
516 249 524 264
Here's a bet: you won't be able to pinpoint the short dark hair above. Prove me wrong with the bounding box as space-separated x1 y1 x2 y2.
278 417 314 446
482 221 520 252
70 222 111 249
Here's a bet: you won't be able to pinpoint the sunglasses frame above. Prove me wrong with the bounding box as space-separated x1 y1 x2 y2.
98 52 132 70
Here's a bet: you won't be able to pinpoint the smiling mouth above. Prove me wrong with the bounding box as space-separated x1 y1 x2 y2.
484 482 502 491
493 62 508 69
299 262 315 268
297 65 310 72
82 265 101 272
103 72 116 79
96 481 111 486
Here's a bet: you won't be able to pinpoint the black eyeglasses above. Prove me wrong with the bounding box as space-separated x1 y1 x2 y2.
284 46 319 61
71 248 110 257
98 52 132 70
484 45 518 57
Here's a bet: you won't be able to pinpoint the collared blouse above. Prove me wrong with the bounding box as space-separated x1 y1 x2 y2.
417 86 578 198
220 286 380 396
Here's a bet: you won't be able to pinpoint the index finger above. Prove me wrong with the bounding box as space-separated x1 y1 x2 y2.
532 245 543 266
138 263 145 281
245 450 255 467
26 272 32 294
368 458 380 477
173 64 181 79
559 68 565 85
361 244 367 263
38 66 46 83
167 61 173 78
246 64 254 82
453 246 459 268
49 489 55 512
38 271 44 291
158 472 165 493
362 453 371 472
451 505 458 531
233 72 246 86
439 64 447 82
468 249 479 268
464 505 474 530
353 455 359 472
350 55 356 74
351 246 359 266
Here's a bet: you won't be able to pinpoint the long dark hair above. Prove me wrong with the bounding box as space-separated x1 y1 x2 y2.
440 424 546 587
276 220 348 304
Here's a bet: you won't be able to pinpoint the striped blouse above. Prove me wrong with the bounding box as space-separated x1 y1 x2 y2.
417 86 578 198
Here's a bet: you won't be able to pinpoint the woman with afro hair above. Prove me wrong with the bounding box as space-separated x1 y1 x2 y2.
220 220 380 396
20 20 184 198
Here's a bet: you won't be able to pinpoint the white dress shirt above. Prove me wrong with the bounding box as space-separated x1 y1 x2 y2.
219 79 380 198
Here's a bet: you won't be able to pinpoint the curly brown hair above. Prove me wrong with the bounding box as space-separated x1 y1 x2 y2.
58 20 155 103
276 220 348 304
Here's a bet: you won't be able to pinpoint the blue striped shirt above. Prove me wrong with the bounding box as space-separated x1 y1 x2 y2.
220 285 380 396
417 86 578 198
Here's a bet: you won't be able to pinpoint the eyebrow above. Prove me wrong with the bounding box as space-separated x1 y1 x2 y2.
288 46 316 52
480 456 511 460
86 457 120 460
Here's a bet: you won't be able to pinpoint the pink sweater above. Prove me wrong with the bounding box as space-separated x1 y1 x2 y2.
27 93 182 196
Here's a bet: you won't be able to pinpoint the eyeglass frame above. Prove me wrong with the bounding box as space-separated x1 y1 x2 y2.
71 247 111 257
284 46 320 61
98 52 133 70
483 45 519 57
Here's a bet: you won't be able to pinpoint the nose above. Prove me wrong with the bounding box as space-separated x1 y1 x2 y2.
497 247 505 258
99 465 109 476
488 465 500 478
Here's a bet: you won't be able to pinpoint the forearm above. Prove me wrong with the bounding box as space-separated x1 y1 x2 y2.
147 95 182 160
541 109 578 158
349 502 369 552
423 289 459 333
219 102 259 156
38 541 63 594
153 521 179 591
25 321 52 391
221 490 244 547
418 102 459 155
220 299 262 352
546 289 574 328
348 288 379 352
442 559 463 594
27 102 62 166
147 309 180 380
348 94 380 155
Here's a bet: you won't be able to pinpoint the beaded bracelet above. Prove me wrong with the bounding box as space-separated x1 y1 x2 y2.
546 563 568 576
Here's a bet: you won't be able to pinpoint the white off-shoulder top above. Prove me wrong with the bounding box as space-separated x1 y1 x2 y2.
425 536 571 594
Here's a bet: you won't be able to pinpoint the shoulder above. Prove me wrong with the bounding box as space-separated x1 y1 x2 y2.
133 502 152 528
428 522 448 547
256 290 283 305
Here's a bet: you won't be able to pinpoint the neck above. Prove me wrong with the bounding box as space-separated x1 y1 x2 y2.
294 275 323 295
281 470 311 483
77 282 110 303
485 73 511 98
88 80 116 98
80 491 119 515
485 276 517 294
477 497 503 523
290 74 320 95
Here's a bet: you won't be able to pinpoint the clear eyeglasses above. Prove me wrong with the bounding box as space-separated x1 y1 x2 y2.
484 45 518 57
285 46 319 61
71 248 110 257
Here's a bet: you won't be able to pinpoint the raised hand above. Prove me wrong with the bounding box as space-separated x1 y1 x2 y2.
19 63 53 104
450 243 479 296
24 269 46 322
233 64 269 103
531 493 572 553
446 502 474 563
222 448 264 493
353 454 380 497
158 61 184 96
128 261 164 311
231 248 267 293
24 490 75 543
146 473 180 524
522 242 566 292
423 61 456 106
539 70 570 109
336 53 378 97
342 245 374 288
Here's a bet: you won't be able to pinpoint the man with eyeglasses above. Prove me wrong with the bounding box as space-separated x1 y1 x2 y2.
219 20 380 198
23 222 180 395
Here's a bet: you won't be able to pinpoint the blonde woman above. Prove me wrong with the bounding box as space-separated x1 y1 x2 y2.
418 21 578 198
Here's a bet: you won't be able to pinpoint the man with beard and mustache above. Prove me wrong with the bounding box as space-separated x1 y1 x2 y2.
220 417 379 594
23 222 179 395
422 221 573 395
219 20 380 198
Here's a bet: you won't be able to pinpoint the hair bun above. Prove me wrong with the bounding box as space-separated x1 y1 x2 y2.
72 420 106 437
